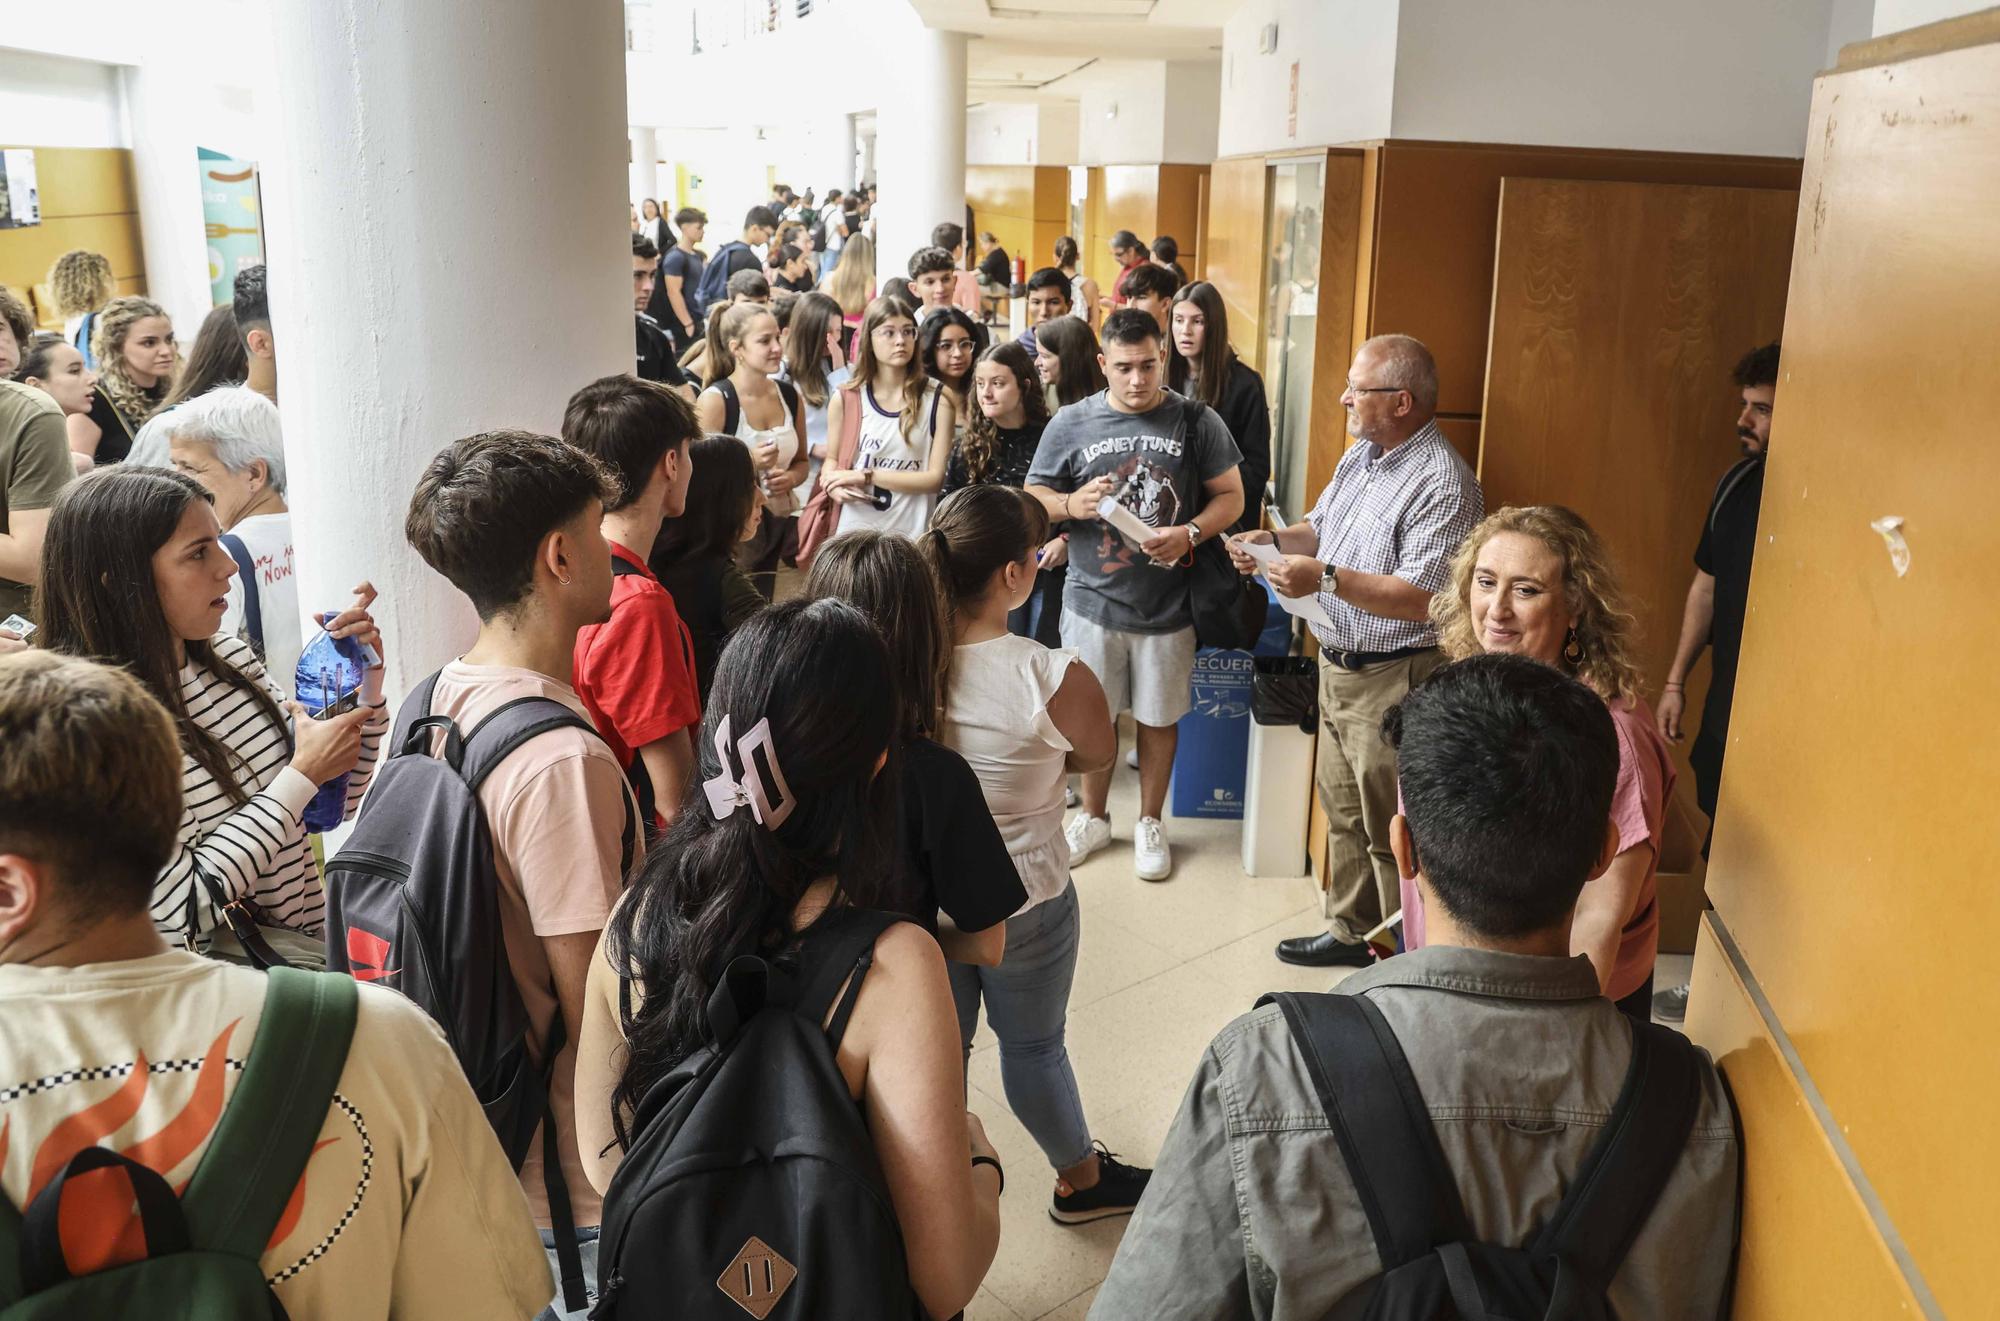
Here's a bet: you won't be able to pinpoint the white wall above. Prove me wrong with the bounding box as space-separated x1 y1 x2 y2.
1218 0 1399 157
967 103 1041 166
1390 0 1837 156
1162 59 1222 163
1072 62 1171 164
1037 102 1080 165
1872 0 1991 33
0 50 127 148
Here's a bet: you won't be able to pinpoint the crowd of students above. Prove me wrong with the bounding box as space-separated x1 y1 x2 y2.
0 193 1762 1318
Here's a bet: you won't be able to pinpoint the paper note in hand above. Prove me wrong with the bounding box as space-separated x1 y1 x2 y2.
0 614 35 639
1239 539 1335 630
1097 496 1158 552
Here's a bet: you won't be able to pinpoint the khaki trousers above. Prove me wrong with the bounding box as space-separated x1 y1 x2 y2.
1316 648 1444 944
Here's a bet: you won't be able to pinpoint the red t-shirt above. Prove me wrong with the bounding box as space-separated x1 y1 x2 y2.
572 542 703 777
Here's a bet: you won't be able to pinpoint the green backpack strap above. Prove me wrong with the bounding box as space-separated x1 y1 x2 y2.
181 967 358 1261
0 1155 20 1302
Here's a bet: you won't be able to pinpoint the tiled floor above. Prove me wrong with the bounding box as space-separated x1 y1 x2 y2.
961 735 1697 1321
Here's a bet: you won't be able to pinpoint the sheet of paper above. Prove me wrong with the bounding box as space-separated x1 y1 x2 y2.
1096 496 1158 552
1239 539 1335 630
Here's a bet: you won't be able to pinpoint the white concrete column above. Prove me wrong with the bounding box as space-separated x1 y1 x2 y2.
261 0 630 693
874 25 966 271
630 124 659 207
834 113 858 194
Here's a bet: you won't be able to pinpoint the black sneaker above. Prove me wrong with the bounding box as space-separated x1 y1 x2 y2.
1050 1144 1151 1225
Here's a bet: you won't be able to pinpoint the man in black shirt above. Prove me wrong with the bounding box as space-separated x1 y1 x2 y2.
1653 341 1778 1020
652 207 708 352
631 232 692 399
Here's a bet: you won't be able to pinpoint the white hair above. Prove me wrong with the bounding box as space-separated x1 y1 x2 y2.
1359 334 1439 413
124 409 177 470
161 386 286 494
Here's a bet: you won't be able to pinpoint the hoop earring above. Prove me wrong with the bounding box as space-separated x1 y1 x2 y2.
556 574 573 587
1562 626 1585 668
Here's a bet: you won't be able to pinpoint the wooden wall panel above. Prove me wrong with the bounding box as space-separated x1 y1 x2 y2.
1477 178 1794 831
1030 165 1069 278
1203 156 1269 369
1367 141 1802 417
1155 163 1207 276
967 165 1038 280
1702 38 2000 1317
0 146 146 324
1684 916 1924 1319
1091 165 1155 296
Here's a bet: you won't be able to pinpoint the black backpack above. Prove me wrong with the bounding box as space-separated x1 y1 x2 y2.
1260 990 1718 1321
592 909 922 1320
713 375 800 439
322 671 633 1313
694 240 755 316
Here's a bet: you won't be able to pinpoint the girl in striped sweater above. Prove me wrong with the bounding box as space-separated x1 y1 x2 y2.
38 467 386 941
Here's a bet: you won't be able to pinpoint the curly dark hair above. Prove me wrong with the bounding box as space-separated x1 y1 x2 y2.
958 341 1047 486
1732 342 1780 390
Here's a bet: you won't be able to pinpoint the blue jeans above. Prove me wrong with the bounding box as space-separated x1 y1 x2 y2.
948 882 1094 1171
538 1227 600 1320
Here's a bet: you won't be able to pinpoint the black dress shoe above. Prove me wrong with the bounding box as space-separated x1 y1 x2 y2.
1275 931 1377 968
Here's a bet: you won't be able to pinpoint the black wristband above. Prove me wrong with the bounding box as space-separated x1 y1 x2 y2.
971 1154 1004 1196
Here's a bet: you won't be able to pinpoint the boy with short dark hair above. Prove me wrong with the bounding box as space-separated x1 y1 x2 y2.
1018 266 1074 358
1122 262 1181 333
906 245 959 320
1095 655 1742 1320
405 431 642 1317
562 376 703 830
0 649 551 1318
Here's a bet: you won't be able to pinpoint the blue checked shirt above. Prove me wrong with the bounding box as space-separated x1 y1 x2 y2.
1304 420 1484 653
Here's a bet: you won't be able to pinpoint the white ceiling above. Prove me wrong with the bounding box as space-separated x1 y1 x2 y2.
912 0 1234 100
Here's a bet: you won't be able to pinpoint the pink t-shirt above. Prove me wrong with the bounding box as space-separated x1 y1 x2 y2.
1399 695 1674 1001
426 660 644 1228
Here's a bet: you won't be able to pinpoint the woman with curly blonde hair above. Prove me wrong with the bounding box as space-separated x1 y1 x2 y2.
48 250 115 368
1413 504 1676 1023
71 295 178 464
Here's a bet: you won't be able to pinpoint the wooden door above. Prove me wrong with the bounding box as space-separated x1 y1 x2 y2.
1685 29 2000 1318
1477 177 1796 854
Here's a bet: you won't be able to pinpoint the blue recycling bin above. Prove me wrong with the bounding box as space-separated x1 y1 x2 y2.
1171 579 1293 820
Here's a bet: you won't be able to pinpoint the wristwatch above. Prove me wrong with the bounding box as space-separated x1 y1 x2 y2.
1319 563 1340 596
1184 522 1203 548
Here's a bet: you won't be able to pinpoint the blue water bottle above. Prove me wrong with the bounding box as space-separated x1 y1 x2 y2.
295 618 371 832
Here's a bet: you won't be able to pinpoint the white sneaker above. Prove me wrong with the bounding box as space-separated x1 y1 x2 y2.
1125 746 1140 770
1134 816 1172 881
1065 813 1113 867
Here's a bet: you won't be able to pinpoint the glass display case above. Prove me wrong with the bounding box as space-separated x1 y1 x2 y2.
1262 157 1324 522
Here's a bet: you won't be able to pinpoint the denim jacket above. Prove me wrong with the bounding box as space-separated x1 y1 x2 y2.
1091 946 1740 1321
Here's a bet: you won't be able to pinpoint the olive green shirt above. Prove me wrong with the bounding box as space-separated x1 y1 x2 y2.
0 380 73 621
1092 945 1740 1321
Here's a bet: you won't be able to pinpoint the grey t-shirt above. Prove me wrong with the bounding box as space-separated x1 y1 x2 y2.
1027 389 1242 634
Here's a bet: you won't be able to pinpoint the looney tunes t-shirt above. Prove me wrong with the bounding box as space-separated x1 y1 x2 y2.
1027 389 1241 634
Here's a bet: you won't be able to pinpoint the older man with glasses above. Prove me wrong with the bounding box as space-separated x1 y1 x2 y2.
1227 334 1483 967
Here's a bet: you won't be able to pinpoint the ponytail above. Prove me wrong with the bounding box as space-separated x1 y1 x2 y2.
925 485 1048 635
708 301 778 392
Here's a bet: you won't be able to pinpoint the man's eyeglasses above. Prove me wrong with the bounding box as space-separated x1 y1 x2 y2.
1345 381 1404 395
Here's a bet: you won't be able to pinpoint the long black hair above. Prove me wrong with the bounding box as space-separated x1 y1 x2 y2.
1035 316 1106 408
1166 281 1236 410
918 306 987 402
606 598 900 1143
38 466 288 806
653 435 758 569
